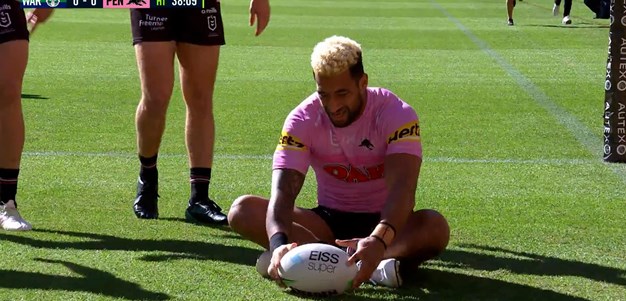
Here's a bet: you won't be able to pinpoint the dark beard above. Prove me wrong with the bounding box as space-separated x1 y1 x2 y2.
331 93 364 128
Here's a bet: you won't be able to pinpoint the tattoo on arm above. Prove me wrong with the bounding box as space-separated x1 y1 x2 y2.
267 169 306 239
272 169 306 200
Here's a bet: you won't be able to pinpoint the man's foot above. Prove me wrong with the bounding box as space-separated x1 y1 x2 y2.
562 15 572 25
368 259 402 288
552 4 559 16
508 18 514 26
255 250 271 278
185 198 227 225
133 177 159 219
0 200 32 231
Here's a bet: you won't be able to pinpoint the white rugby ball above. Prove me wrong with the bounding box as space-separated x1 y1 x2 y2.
278 243 357 295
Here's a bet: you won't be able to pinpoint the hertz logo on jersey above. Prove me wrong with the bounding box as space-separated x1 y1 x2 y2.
277 131 307 151
387 121 420 144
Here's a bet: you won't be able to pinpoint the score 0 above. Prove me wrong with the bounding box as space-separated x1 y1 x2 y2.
69 0 101 8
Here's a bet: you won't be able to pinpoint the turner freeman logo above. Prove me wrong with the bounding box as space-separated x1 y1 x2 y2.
277 132 306 151
323 163 384 183
387 120 420 144
138 14 167 30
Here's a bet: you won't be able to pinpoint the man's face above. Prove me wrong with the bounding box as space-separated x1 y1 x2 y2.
315 69 368 128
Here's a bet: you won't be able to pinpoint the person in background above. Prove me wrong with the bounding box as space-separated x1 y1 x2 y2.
129 0 270 224
553 0 573 25
506 0 517 26
583 0 609 19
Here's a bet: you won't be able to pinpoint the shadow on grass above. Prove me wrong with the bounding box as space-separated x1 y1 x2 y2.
438 244 626 287
275 241 625 301
0 229 261 265
158 217 240 238
277 267 589 301
3 232 617 300
21 93 49 100
0 259 169 300
524 24 609 29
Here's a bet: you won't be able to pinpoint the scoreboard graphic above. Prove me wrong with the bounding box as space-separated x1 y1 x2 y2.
20 0 204 8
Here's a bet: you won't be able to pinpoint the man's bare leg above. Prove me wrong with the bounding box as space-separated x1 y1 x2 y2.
0 40 31 230
176 42 226 225
132 42 176 219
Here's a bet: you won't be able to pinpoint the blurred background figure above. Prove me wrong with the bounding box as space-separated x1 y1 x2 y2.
506 0 516 26
553 0 573 25
583 0 609 19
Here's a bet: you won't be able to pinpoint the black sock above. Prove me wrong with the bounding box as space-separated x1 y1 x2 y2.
0 168 19 206
139 154 158 184
190 167 211 203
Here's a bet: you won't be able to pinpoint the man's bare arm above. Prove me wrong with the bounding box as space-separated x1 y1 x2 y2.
266 168 306 245
375 153 421 244
343 153 421 287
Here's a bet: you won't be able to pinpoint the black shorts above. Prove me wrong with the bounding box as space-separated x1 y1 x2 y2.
311 206 380 240
0 1 28 44
130 2 225 46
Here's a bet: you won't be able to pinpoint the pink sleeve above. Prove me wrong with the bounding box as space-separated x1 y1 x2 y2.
381 96 422 158
272 109 311 175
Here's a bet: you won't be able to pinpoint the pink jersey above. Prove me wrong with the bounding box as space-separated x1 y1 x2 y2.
273 87 422 213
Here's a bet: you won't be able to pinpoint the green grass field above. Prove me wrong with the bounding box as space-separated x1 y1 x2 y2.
2 0 625 300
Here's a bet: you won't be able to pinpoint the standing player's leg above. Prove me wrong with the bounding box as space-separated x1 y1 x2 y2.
562 0 573 24
177 42 227 224
133 42 175 219
175 5 227 224
584 0 601 18
130 9 176 219
0 3 31 231
506 0 516 26
553 0 561 16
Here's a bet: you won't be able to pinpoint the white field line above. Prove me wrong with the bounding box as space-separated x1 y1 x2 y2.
431 0 626 183
22 151 597 165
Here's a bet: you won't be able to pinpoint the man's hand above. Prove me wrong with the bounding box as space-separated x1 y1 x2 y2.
249 0 270 36
336 237 386 288
26 9 54 34
267 242 297 286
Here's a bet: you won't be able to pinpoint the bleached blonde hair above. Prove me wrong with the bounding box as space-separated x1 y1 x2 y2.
311 36 363 77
